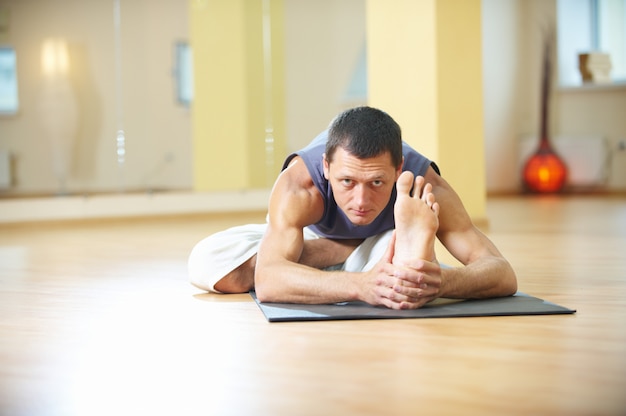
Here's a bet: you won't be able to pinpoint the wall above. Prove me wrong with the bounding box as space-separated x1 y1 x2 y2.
189 0 286 191
0 0 192 195
556 87 626 190
1 0 624 197
0 0 364 196
366 0 487 220
482 0 626 193
482 0 528 193
284 0 366 154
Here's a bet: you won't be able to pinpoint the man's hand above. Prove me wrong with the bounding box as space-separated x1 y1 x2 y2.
359 233 442 310
391 259 442 309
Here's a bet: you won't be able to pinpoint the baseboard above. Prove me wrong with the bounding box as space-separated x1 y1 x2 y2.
0 189 271 224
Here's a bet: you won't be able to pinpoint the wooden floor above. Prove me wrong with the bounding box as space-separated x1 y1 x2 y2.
1 196 625 416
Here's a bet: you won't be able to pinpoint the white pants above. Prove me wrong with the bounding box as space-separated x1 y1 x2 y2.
188 223 393 293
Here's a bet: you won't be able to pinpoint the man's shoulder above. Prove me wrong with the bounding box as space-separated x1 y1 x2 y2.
272 156 324 224
401 142 433 177
275 155 321 206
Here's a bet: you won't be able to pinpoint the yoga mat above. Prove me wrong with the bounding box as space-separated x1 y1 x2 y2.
250 291 576 322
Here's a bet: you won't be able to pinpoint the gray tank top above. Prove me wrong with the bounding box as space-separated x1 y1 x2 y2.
282 130 434 239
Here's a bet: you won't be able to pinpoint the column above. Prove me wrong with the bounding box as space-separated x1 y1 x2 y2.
366 0 487 221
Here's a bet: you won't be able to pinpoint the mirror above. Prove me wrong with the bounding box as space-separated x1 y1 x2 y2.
0 0 366 198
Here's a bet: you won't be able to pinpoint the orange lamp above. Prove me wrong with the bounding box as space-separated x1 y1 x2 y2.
522 140 568 193
522 36 568 193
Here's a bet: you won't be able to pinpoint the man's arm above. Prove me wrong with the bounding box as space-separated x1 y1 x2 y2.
253 158 419 308
253 158 364 304
424 167 518 299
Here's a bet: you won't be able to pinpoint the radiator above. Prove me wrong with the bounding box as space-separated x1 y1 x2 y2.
518 136 610 188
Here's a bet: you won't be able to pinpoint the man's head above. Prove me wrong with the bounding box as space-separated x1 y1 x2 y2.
323 106 404 226
324 106 403 168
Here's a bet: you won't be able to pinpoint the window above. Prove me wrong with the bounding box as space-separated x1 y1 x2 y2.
557 0 626 86
174 41 193 107
0 46 18 115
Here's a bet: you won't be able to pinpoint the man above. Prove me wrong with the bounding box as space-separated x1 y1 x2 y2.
188 106 517 309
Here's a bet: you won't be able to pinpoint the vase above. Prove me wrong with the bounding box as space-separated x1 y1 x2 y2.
522 36 567 193
522 137 567 193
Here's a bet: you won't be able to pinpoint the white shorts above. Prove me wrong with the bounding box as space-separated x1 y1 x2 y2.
188 223 393 293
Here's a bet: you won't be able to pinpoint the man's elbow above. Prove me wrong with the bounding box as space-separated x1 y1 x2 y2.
253 267 276 303
254 284 271 303
254 286 279 303
504 278 518 297
502 263 518 296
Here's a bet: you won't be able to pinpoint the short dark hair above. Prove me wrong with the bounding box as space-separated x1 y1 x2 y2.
325 106 403 168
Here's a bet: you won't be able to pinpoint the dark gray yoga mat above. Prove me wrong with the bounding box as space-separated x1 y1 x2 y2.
250 291 576 322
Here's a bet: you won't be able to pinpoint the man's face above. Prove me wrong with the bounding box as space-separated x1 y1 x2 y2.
323 147 402 226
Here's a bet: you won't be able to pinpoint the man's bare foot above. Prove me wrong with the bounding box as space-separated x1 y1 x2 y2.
392 171 439 266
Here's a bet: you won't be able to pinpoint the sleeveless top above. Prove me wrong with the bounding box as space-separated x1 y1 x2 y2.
282 130 434 239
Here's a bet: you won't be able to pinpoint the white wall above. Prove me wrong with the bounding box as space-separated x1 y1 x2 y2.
482 0 529 192
556 89 626 190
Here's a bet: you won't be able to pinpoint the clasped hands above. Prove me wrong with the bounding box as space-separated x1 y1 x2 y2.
364 233 442 310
